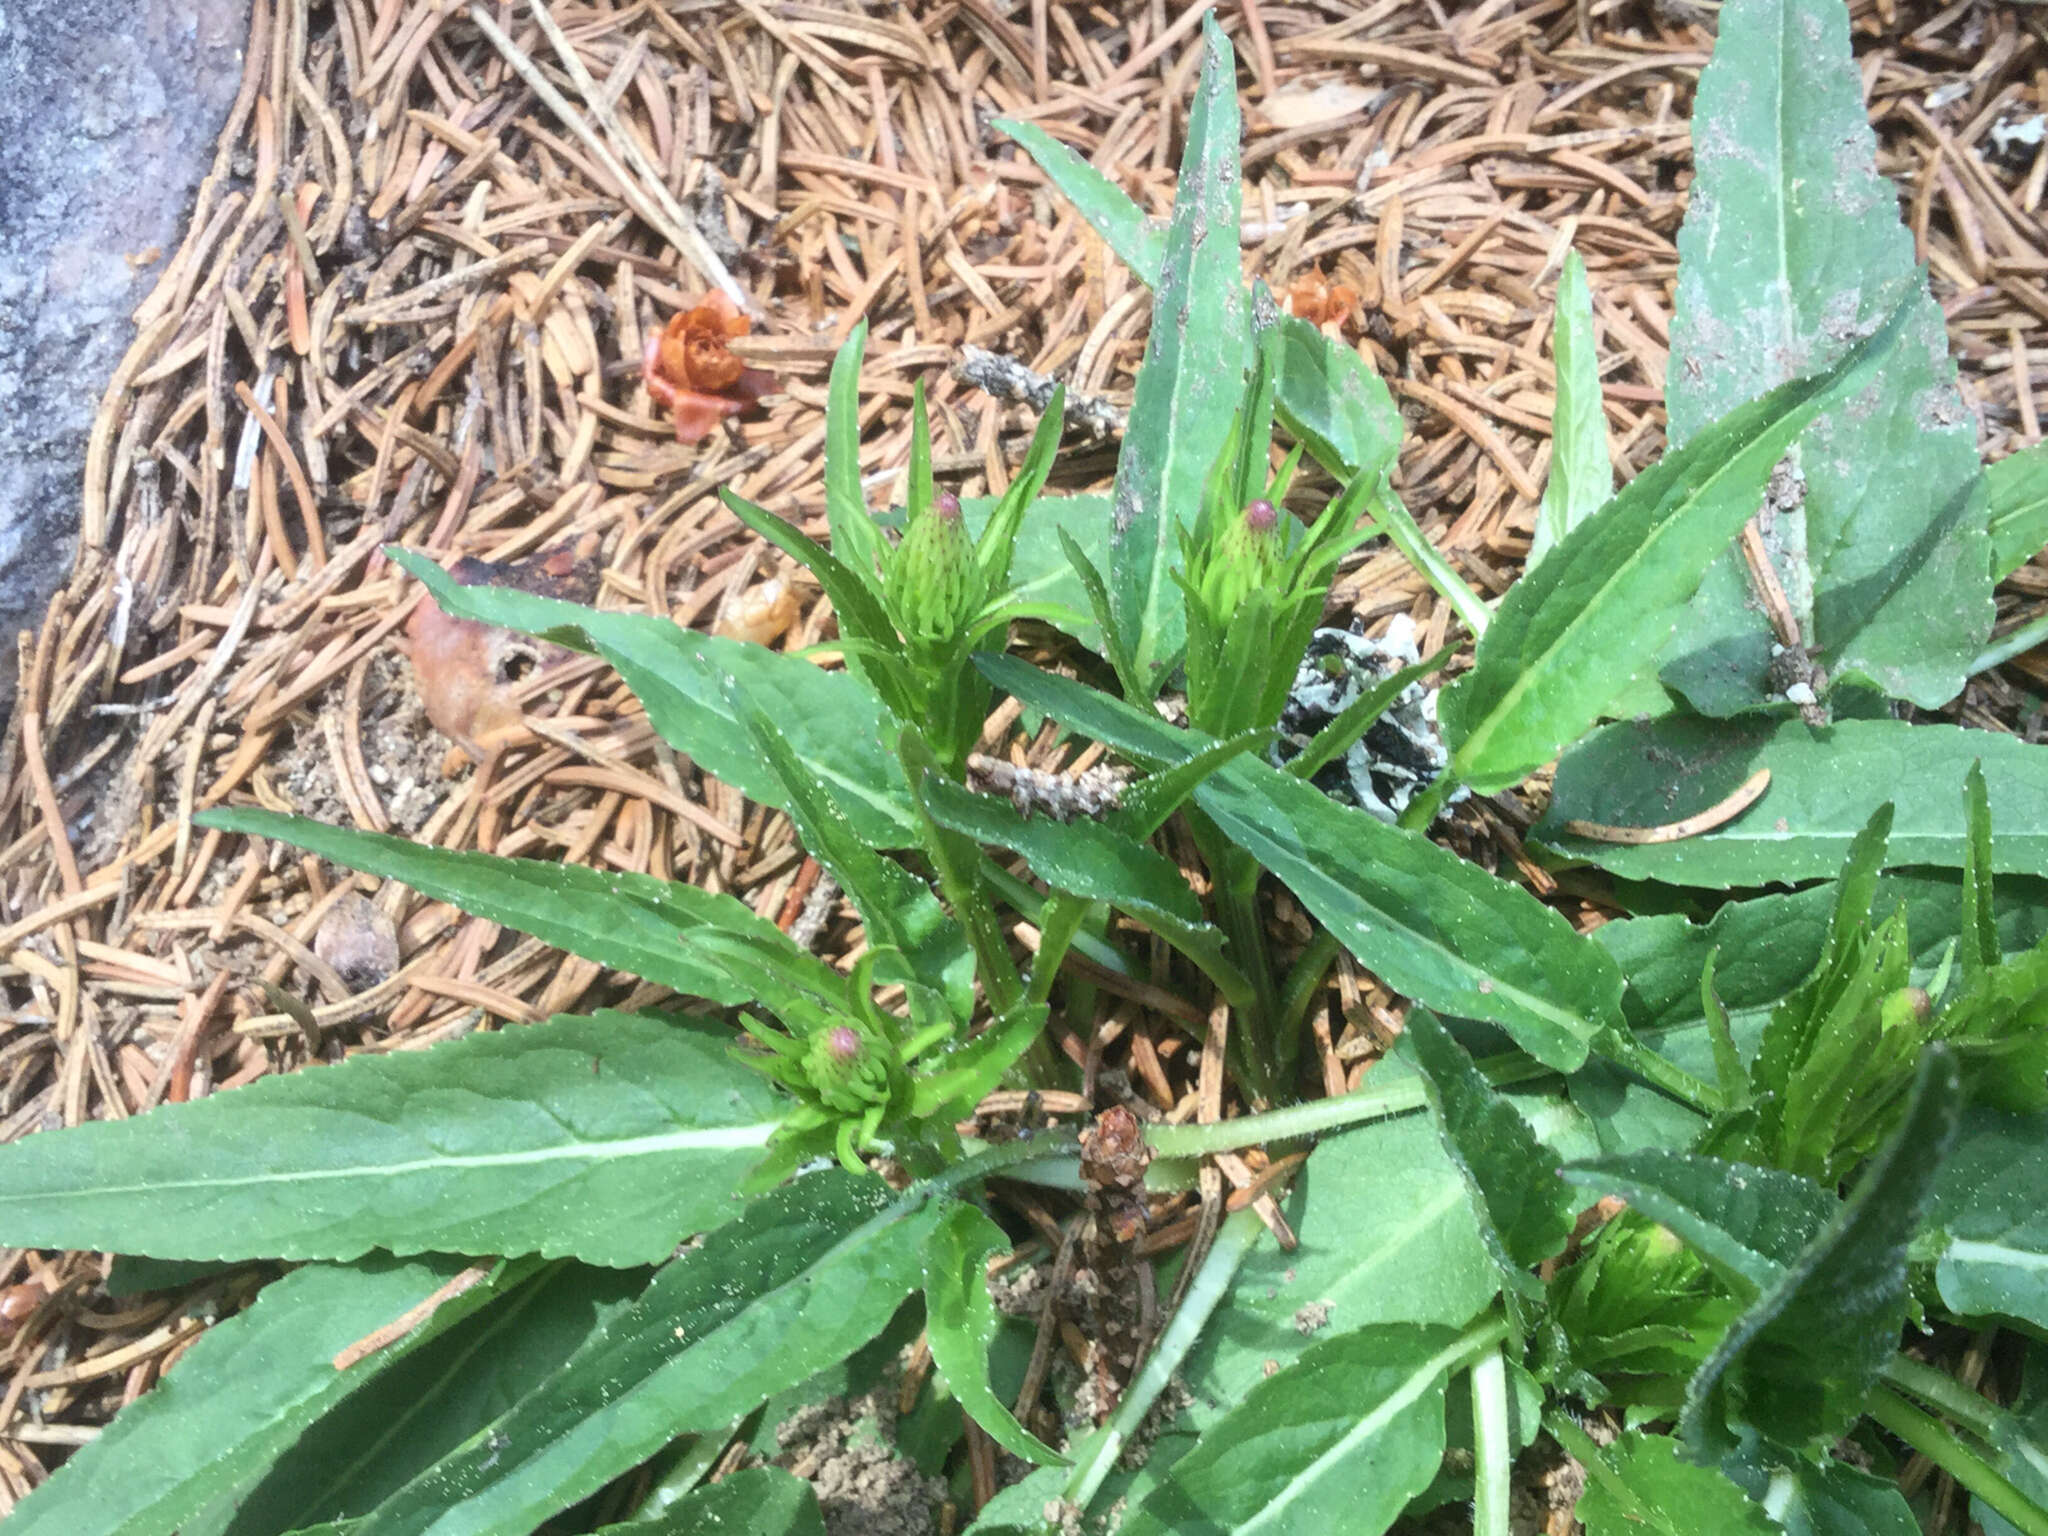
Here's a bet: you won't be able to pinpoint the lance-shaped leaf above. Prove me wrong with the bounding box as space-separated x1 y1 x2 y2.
997 115 1401 490
3 1256 514 1536
1529 251 1612 570
1535 715 2048 887
992 119 1164 284
1272 313 1402 485
222 1262 645 1536
1107 14 1247 693
1991 442 2048 581
348 1171 942 1536
1661 0 1989 714
1179 1109 1498 1413
1402 1012 1576 1300
198 807 846 1015
0 1012 783 1267
1121 1322 1486 1536
824 323 887 585
1680 1047 1962 1456
921 1201 1067 1466
978 655 1623 1069
1440 298 1913 793
388 549 917 846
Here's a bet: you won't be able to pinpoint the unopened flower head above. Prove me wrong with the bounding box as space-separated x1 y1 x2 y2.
806 1018 894 1113
887 488 977 641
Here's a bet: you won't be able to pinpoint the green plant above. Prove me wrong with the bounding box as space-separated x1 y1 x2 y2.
6 6 2048 1535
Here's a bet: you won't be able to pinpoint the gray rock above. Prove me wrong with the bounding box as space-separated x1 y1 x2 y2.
0 0 246 703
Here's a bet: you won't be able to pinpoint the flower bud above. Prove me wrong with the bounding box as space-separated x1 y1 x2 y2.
886 491 976 641
1198 498 1285 617
1880 986 1933 1031
805 1021 893 1113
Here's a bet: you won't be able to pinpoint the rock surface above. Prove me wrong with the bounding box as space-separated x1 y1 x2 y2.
0 0 247 702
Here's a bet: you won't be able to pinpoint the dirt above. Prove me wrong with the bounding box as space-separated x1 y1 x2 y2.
774 1385 948 1536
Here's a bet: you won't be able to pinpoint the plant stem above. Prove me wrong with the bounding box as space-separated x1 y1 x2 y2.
1471 1346 1513 1536
1882 1352 2005 1445
1868 1385 2048 1536
1144 1051 1554 1158
1063 1206 1266 1514
1973 609 2048 678
1396 766 1460 833
1277 930 1340 1041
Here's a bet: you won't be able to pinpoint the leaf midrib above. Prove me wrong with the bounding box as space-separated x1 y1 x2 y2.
1234 1329 1471 1535
1 1122 779 1203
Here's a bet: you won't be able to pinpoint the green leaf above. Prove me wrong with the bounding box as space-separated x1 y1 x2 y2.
1991 443 2048 581
1178 1108 1498 1417
1530 251 1613 570
1571 1430 1782 1536
964 493 1114 652
722 489 908 710
1107 15 1248 693
1926 1103 2048 1330
907 1001 1050 1122
739 704 971 1019
1 1257 510 1536
824 323 887 584
1440 297 1913 793
1401 1012 1575 1283
994 119 1163 285
349 1172 943 1536
1681 1047 1963 1455
1964 759 2001 981
1536 715 2048 887
917 773 1237 989
920 1201 1067 1466
1272 314 1402 485
224 1262 645 1535
0 1012 781 1267
1559 1151 1836 1296
197 807 844 1014
598 1467 826 1536
1119 1321 1485 1536
977 655 1623 1070
388 549 917 846
1661 0 1990 714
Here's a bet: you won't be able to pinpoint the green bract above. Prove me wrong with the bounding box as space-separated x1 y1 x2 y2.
5 8 2048 1536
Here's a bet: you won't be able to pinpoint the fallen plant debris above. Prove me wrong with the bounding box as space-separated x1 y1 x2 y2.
641 291 776 444
0 0 2042 1532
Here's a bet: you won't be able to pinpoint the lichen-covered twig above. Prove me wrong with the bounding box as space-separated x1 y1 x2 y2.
953 345 1124 440
966 753 1127 822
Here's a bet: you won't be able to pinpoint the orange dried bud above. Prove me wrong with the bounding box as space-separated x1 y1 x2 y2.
641 292 775 444
1284 272 1360 329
